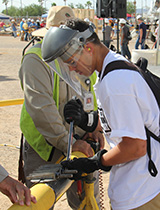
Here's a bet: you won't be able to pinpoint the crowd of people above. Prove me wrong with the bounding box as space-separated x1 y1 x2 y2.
102 15 160 61
8 18 46 40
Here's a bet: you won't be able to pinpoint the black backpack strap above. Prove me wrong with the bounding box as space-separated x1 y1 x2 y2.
18 133 25 183
101 60 139 80
101 60 160 177
145 127 158 177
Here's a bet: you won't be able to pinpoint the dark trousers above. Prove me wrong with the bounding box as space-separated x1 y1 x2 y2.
135 37 145 49
121 43 131 60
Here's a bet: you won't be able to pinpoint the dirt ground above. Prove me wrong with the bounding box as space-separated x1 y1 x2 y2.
0 34 155 210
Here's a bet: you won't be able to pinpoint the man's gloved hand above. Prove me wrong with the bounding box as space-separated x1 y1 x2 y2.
63 98 98 132
61 149 112 178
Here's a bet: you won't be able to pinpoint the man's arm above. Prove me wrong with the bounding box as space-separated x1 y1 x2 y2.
101 137 147 166
61 137 147 175
120 28 125 46
139 28 143 43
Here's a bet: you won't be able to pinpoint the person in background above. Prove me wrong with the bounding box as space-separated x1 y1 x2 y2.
30 19 37 30
11 19 17 38
36 20 40 29
135 15 147 49
20 18 25 41
22 20 29 41
40 19 45 28
0 164 36 206
0 21 6 31
27 18 32 28
155 20 160 48
27 18 32 40
102 18 114 48
119 18 131 60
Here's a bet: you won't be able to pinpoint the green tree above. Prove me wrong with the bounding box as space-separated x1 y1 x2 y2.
85 1 92 9
38 0 44 15
75 3 84 9
3 4 47 16
68 3 74 9
2 0 9 14
51 2 56 6
127 1 135 14
23 4 46 16
5 6 20 16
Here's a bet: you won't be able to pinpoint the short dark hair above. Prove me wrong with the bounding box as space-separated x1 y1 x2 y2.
65 18 101 45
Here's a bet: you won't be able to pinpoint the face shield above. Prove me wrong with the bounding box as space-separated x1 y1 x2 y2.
42 24 95 99
48 57 92 97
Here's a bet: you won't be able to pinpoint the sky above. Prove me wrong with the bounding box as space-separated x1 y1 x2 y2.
0 0 152 14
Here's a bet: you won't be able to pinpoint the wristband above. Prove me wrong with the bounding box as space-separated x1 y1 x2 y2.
87 112 94 127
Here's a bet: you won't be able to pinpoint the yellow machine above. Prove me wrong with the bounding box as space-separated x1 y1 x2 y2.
8 151 100 210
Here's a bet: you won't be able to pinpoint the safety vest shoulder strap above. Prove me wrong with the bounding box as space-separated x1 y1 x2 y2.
90 72 97 110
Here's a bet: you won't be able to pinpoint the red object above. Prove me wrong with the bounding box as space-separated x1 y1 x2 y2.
40 22 46 28
127 13 132 17
94 15 103 20
77 180 82 197
0 21 5 27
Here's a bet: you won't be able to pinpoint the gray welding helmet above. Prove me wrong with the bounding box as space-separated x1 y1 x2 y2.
42 24 95 97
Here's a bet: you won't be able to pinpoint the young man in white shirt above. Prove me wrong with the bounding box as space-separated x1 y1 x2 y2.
42 18 160 210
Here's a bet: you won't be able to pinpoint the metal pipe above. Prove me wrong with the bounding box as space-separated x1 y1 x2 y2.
0 98 24 107
67 121 74 160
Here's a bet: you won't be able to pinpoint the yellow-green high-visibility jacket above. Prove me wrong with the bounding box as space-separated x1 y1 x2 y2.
19 41 97 162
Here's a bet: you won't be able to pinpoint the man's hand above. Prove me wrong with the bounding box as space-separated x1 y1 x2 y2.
64 98 84 125
83 130 105 150
61 149 112 177
64 98 98 132
72 140 94 157
0 176 37 206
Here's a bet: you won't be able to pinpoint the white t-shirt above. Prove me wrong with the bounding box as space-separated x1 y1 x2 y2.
94 51 160 210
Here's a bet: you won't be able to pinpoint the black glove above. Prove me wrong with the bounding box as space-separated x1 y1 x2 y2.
61 149 112 177
63 98 98 132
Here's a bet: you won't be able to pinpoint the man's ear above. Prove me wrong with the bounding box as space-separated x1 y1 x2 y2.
84 43 93 53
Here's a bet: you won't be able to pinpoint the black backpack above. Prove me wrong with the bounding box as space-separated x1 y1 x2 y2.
126 29 132 41
101 57 160 177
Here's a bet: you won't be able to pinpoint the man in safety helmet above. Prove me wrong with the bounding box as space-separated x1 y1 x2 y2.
22 20 29 41
119 18 131 60
20 18 25 41
42 18 160 210
135 15 147 49
102 18 114 48
19 6 102 209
